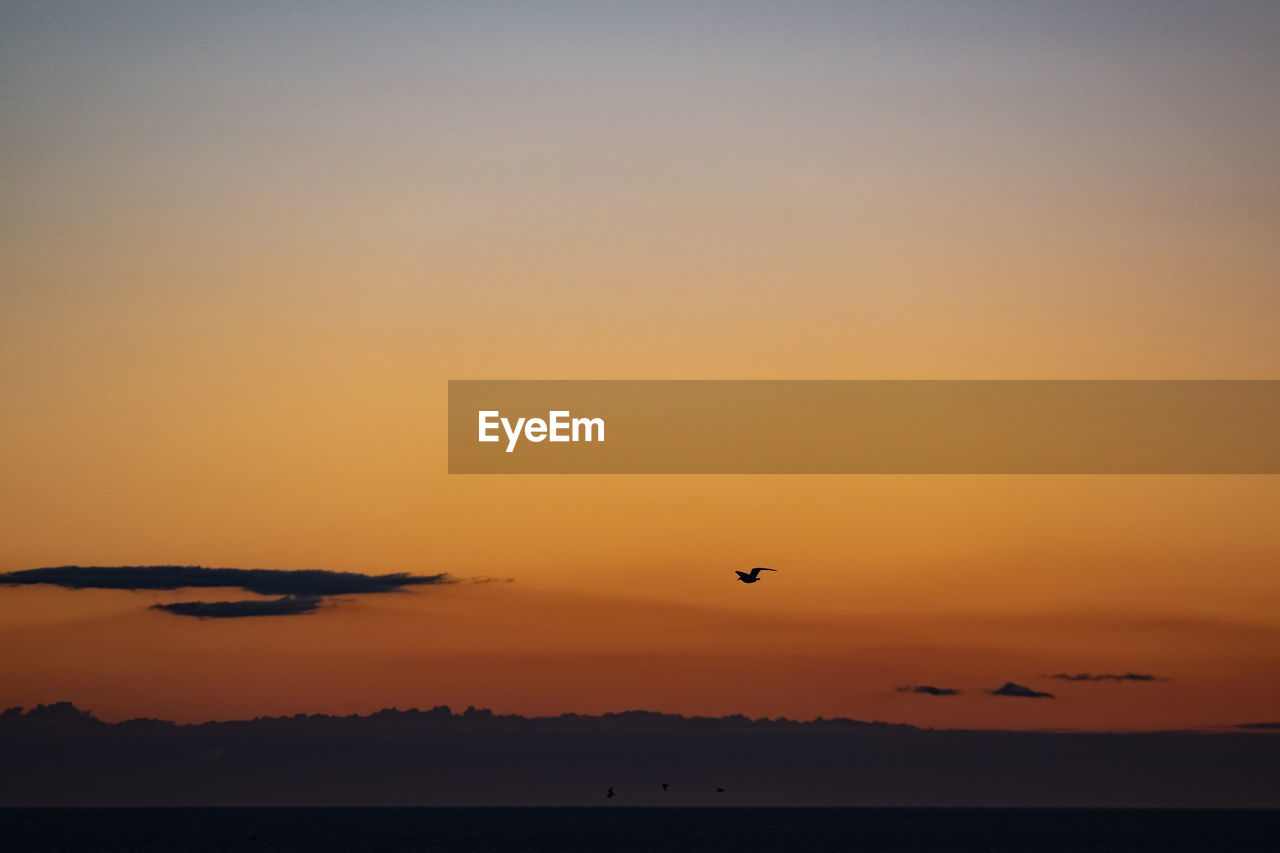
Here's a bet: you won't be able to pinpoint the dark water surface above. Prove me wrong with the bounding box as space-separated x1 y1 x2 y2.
3 807 1277 852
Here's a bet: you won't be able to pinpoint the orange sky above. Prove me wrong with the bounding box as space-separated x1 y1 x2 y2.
2 3 1279 730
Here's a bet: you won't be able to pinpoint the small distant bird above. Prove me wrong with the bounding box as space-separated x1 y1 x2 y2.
606 787 615 800
662 782 670 792
735 567 777 584
716 787 726 794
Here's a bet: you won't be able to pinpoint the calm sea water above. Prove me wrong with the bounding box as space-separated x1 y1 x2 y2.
2 808 1277 852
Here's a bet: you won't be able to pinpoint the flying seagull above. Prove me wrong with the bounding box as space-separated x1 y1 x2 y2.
662 782 670 792
735 567 777 584
606 787 615 800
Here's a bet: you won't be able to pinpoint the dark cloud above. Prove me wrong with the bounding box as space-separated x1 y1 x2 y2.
0 565 451 596
0 565 457 619
1047 672 1164 683
896 685 961 696
988 682 1055 699
151 595 323 619
1233 722 1280 730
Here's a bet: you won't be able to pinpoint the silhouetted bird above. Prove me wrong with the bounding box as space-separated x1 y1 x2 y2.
716 787 726 793
735 567 777 584
606 786 615 800
662 782 670 792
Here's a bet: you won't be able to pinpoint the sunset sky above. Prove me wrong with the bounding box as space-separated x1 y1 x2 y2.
2 2 1279 731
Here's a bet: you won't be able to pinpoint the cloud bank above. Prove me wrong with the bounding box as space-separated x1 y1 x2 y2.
0 565 455 619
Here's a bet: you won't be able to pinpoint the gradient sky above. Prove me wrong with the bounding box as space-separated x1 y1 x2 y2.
2 2 1279 729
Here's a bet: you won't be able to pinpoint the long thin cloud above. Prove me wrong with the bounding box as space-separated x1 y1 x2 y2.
0 565 456 619
151 596 324 619
1047 672 1165 683
0 565 451 596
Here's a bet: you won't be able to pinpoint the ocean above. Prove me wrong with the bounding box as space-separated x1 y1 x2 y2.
2 808 1278 852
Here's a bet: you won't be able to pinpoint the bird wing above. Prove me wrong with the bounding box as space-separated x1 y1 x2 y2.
748 567 777 577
